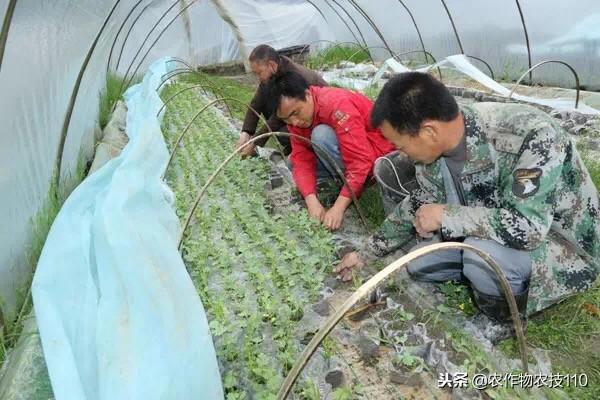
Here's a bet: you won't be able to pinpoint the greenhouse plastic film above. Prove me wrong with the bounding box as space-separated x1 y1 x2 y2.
31 58 223 400
0 0 119 326
431 55 600 115
213 0 335 68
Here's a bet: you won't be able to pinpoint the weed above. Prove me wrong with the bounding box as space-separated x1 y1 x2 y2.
438 281 478 316
0 154 87 368
498 282 600 399
98 73 142 130
357 184 386 229
582 153 600 189
300 378 321 400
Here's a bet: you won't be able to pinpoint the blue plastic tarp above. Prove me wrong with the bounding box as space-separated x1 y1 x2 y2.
32 58 224 400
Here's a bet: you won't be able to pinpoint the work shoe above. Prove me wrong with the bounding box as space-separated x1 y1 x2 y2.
470 286 529 344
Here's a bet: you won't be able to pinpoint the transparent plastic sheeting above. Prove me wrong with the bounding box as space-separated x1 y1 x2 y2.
0 0 239 324
0 0 330 321
430 55 600 115
31 58 224 400
309 0 600 89
211 0 334 67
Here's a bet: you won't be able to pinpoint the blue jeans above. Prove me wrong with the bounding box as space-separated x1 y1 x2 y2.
288 124 345 179
407 235 532 296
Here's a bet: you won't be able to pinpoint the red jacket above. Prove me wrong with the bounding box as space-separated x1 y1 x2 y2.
288 86 396 198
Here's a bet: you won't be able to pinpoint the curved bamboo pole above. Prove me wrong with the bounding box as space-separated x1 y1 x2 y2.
166 56 195 70
276 241 529 399
346 0 394 56
392 49 444 81
327 0 369 48
123 0 198 92
157 84 211 115
155 67 233 117
106 0 144 75
119 0 181 94
319 0 364 48
114 0 155 73
508 60 580 108
304 0 328 23
346 44 396 62
55 0 121 189
162 97 273 178
514 0 532 84
157 68 201 90
177 131 370 248
465 55 495 79
0 0 17 73
396 1 428 63
440 0 464 54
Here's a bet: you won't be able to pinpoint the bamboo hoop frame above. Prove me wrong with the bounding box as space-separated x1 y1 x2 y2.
508 60 580 108
176 131 371 249
276 241 529 399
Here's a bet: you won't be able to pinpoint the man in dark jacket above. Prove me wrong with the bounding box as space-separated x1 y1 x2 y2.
235 44 328 157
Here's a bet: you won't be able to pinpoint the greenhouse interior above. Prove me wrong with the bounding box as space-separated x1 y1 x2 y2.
1 0 600 399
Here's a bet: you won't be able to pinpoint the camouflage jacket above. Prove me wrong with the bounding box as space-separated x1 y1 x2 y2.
365 102 600 314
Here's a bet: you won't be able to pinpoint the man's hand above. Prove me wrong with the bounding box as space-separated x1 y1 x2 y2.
333 251 364 282
305 194 325 222
414 204 446 238
323 195 352 230
236 131 256 157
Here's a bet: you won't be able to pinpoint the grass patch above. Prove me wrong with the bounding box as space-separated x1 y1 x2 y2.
0 156 87 368
498 283 600 399
179 72 255 121
358 184 386 229
99 73 123 130
306 45 371 70
99 73 142 130
583 155 600 189
438 281 478 316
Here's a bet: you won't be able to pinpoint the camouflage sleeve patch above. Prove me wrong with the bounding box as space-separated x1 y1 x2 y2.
512 168 542 198
443 123 565 250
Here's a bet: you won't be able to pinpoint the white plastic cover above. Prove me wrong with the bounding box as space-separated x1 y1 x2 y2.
213 0 335 68
32 57 223 400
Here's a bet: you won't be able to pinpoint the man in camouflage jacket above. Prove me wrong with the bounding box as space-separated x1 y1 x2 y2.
335 72 599 319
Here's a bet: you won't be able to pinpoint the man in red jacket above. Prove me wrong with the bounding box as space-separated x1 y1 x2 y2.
269 71 396 230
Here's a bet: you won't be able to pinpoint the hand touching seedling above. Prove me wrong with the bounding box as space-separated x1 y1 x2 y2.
305 194 350 231
236 131 256 157
305 194 326 222
334 251 364 282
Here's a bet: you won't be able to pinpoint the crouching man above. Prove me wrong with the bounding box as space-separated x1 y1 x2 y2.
335 72 600 339
236 44 327 156
269 71 396 230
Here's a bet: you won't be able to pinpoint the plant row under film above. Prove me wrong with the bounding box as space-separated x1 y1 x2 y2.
160 83 336 400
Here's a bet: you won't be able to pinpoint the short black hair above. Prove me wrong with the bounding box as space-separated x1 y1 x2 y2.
371 72 459 135
249 44 280 64
267 71 310 110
